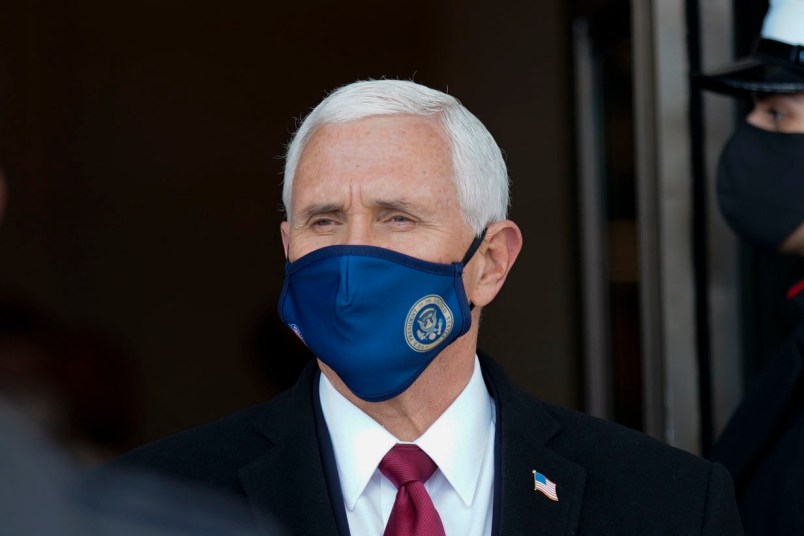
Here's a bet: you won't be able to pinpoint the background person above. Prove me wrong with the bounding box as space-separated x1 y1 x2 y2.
696 0 804 533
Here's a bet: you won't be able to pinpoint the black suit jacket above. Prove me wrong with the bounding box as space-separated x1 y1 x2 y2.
115 354 742 535
711 317 804 535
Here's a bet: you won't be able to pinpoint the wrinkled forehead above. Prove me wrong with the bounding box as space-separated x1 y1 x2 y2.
285 113 453 197
300 114 450 166
290 116 456 207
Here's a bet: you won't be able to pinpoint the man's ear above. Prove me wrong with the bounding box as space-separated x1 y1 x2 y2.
280 220 290 258
467 220 523 308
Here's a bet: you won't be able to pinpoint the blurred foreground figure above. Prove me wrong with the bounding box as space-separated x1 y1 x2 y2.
0 171 270 535
0 296 142 465
697 0 804 533
0 401 266 535
114 79 741 534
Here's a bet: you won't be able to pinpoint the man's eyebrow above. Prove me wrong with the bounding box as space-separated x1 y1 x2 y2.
375 199 437 220
375 199 419 213
297 199 430 220
298 203 344 221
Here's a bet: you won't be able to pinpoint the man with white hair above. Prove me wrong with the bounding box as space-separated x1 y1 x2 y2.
116 79 742 534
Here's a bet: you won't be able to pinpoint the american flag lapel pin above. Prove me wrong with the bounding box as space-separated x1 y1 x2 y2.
532 470 559 501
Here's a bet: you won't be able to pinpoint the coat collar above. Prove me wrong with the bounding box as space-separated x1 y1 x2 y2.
238 361 342 536
480 353 586 535
237 355 586 536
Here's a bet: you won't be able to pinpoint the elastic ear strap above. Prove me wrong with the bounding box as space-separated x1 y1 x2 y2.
461 228 488 265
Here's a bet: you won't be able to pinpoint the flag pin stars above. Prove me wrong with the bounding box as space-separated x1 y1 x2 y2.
532 470 559 501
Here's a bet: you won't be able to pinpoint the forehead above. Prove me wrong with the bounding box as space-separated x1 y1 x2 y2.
291 115 456 205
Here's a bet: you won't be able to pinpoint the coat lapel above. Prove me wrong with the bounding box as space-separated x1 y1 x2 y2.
238 363 343 536
481 354 586 535
236 355 586 535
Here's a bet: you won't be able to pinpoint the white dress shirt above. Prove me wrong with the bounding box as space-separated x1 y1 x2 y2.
319 356 496 536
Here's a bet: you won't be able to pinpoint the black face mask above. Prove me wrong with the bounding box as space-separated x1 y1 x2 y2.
717 121 804 251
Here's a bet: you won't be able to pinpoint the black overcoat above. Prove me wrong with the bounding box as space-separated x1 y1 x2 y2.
711 302 804 535
116 354 742 535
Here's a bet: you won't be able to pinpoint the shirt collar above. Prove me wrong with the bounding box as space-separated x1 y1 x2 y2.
318 356 494 510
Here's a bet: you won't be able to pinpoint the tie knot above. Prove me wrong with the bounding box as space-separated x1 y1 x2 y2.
379 444 438 488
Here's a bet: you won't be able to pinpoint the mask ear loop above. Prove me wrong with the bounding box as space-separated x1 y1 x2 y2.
461 228 488 265
461 228 488 311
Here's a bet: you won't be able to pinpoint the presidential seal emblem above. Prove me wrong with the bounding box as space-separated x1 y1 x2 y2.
288 323 306 344
405 294 453 352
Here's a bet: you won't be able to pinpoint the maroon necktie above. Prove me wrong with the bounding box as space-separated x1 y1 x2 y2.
379 444 447 536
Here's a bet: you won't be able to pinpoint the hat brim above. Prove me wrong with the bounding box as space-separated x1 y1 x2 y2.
695 57 804 97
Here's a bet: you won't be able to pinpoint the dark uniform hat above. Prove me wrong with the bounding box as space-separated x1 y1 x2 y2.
696 0 804 96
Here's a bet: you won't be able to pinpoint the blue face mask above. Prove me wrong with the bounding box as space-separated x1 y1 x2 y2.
278 233 485 402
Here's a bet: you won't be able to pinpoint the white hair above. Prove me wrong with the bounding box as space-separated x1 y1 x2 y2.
282 79 510 235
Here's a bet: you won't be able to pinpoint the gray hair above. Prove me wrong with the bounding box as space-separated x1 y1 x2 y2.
282 79 510 235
